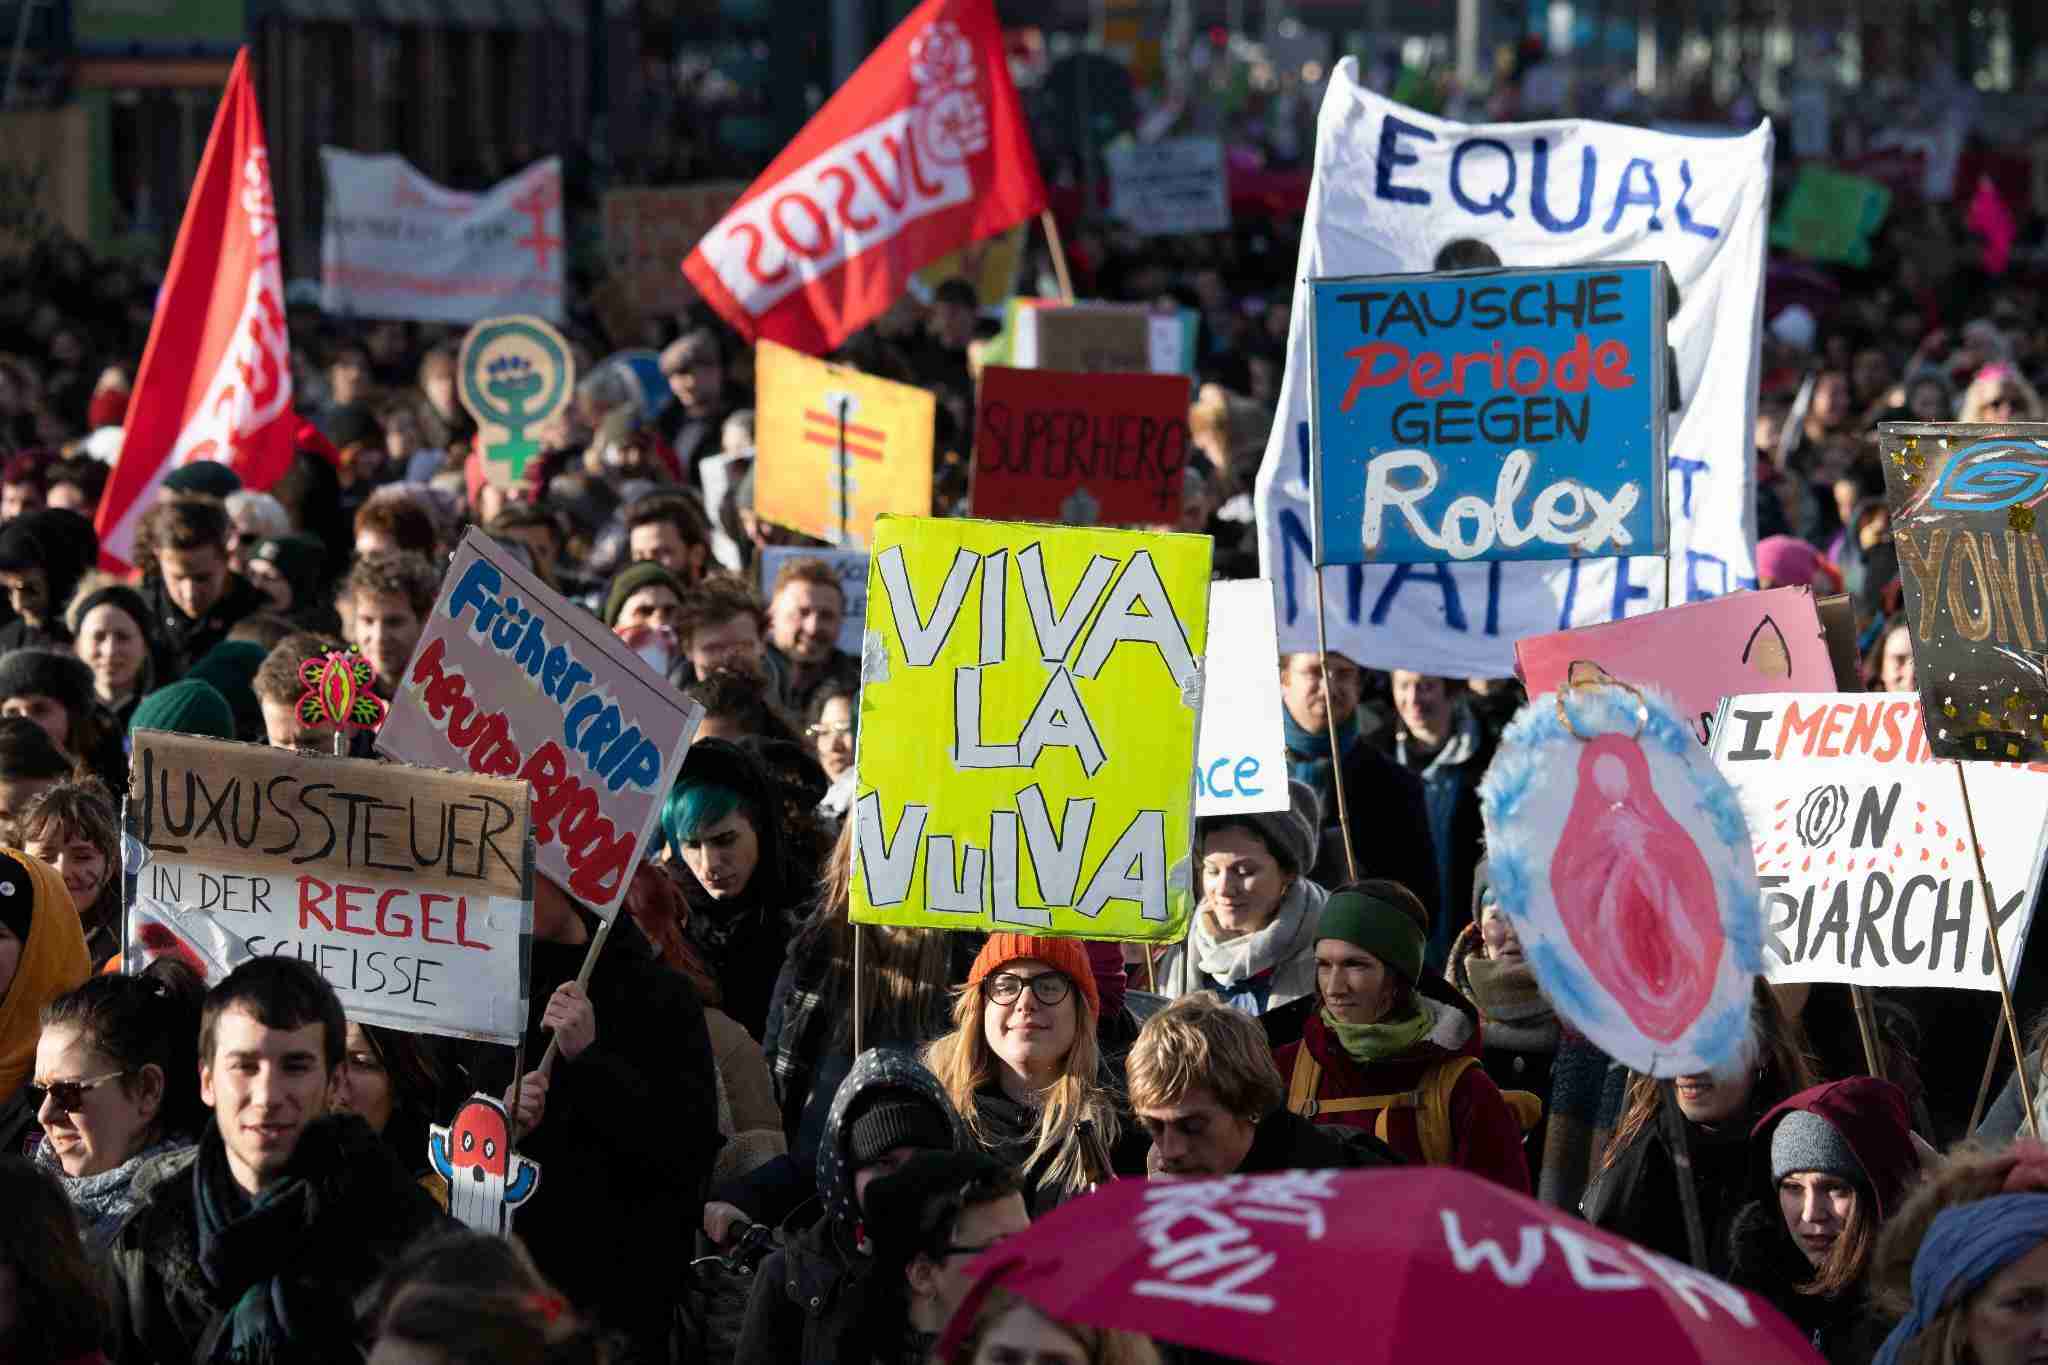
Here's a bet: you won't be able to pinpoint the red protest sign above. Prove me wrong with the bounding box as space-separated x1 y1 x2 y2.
970 366 1192 526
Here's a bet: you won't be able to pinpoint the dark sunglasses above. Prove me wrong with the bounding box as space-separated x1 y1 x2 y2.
29 1068 131 1112
980 971 1071 1007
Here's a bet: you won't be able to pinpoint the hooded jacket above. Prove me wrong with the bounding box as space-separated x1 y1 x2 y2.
1271 973 1531 1193
1726 1078 1917 1363
0 508 97 652
736 1048 966 1365
677 739 820 1041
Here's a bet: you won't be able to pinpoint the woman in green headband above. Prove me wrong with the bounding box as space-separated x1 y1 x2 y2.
1269 879 1532 1192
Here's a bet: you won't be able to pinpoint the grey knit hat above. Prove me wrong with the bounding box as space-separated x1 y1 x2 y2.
1771 1108 1865 1183
1198 779 1320 875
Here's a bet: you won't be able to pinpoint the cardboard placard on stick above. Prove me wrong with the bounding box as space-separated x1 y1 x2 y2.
458 315 576 489
1709 692 2047 990
754 339 935 549
850 515 1212 941
124 731 534 1044
971 366 1192 526
376 528 704 917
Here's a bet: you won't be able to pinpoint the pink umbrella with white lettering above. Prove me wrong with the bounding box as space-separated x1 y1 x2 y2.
940 1168 1820 1364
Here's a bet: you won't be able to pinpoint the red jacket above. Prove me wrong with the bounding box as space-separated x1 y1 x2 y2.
1272 979 1532 1194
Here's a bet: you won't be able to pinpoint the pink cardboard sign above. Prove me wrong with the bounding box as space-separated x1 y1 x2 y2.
1515 587 1836 745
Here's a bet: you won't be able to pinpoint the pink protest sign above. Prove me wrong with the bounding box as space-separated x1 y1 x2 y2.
1515 587 1836 745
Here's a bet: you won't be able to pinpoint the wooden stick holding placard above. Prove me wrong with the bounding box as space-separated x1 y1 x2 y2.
1312 567 1359 882
1971 1018 2005 1134
1849 987 1886 1082
1953 761 2039 1138
852 922 864 1057
1040 210 1075 303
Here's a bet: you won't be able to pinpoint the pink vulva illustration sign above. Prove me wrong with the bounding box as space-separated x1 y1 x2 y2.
1552 735 1724 1044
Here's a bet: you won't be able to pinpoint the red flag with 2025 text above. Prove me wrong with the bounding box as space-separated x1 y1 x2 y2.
682 0 1046 355
97 47 294 571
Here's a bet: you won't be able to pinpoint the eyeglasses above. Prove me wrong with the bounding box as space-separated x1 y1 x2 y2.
28 1069 132 1112
981 971 1072 1007
806 721 854 738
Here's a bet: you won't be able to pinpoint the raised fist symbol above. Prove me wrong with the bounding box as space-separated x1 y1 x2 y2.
915 88 989 164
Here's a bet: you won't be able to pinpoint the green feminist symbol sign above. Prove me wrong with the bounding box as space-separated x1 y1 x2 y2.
457 315 575 488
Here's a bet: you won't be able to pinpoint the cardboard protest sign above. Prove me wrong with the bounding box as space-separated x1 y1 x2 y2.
1195 580 1288 817
971 366 1192 526
1106 136 1228 236
1710 692 2046 990
851 515 1211 940
754 339 935 549
759 546 867 655
1877 422 2048 762
1479 682 1762 1077
458 315 575 489
1769 165 1891 267
1307 263 1668 565
125 731 532 1044
1254 69 1773 678
600 183 748 316
430 1093 541 1234
1012 302 1186 375
377 529 704 916
1516 587 1836 745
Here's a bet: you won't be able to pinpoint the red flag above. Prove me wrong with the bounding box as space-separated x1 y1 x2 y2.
96 48 294 572
682 0 1046 355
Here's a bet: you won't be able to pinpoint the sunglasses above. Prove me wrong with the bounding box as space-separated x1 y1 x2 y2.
29 1068 131 1112
981 971 1072 1007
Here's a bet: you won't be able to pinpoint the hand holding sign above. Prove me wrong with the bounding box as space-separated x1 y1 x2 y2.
542 981 596 1060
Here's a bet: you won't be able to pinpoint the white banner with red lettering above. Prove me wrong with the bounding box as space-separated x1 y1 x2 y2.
682 0 1045 355
320 151 566 325
96 47 295 572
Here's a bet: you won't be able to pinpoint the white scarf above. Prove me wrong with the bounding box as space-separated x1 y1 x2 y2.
1192 879 1317 988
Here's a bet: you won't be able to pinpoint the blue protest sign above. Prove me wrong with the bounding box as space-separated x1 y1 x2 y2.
1307 263 1668 565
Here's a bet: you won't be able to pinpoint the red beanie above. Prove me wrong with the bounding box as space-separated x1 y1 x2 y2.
967 933 1100 1018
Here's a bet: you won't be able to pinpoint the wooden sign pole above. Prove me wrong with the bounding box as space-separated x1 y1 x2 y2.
1312 567 1359 882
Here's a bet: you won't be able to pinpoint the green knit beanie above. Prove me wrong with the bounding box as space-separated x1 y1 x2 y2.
603 561 688 628
1315 889 1426 986
130 679 236 743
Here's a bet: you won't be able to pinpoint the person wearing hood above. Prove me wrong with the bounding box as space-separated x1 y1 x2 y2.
862 1151 1032 1365
1583 980 1820 1276
461 868 721 1359
1375 670 1494 969
0 847 90 1155
1447 861 1558 1165
926 933 1147 1215
0 649 126 796
242 533 331 629
1727 1077 1918 1363
735 1047 967 1365
1155 783 1327 1016
1270 880 1530 1191
663 738 822 1040
0 508 97 652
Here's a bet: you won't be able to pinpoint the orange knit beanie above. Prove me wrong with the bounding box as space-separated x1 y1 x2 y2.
966 932 1100 1017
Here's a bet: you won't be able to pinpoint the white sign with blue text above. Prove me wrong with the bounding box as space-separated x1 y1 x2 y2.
1255 65 1771 677
1194 580 1289 818
1307 263 1667 565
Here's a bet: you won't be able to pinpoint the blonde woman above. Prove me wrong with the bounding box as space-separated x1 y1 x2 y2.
1958 363 2045 423
925 934 1144 1214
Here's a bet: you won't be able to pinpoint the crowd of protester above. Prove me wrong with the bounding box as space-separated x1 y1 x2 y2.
5 47 2048 1365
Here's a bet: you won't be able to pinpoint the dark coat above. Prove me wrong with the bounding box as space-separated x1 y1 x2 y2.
1725 1202 1897 1364
735 1048 966 1365
763 643 863 721
1371 703 1493 969
461 909 722 1356
106 1116 446 1364
1237 1106 1402 1173
1582 1109 1758 1278
139 571 270 674
1307 738 1442 927
1270 978 1531 1193
962 1082 1150 1217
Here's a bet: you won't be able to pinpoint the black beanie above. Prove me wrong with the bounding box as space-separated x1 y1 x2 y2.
0 648 92 707
846 1090 954 1168
861 1149 1014 1264
249 534 327 608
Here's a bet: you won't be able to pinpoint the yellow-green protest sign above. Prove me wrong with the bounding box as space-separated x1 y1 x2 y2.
850 515 1211 942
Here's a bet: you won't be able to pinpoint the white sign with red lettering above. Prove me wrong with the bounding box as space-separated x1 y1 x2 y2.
1710 692 2048 989
125 731 534 1044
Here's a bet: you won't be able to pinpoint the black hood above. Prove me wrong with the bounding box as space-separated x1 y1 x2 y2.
817 1047 965 1230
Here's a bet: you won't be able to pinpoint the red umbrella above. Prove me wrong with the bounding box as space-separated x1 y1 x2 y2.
945 1167 1822 1364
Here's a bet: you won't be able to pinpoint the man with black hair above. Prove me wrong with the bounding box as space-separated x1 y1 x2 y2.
108 957 444 1363
863 1150 1030 1358
0 508 98 652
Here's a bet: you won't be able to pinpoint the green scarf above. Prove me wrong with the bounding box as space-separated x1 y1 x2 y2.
1321 1004 1432 1066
